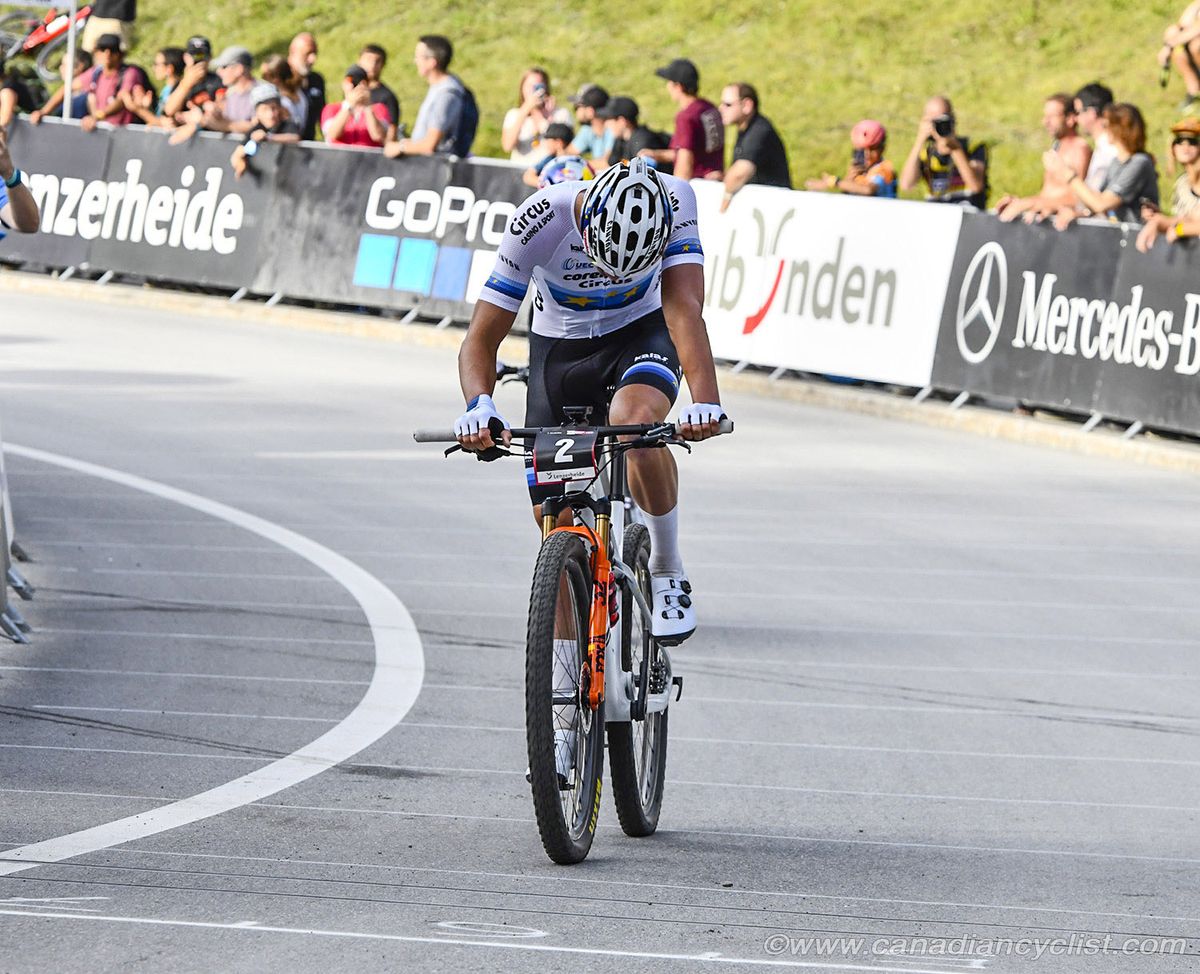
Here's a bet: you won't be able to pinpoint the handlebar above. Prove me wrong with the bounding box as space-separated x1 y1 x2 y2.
413 418 734 444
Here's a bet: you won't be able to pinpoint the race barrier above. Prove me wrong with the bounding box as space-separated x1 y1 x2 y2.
4 118 1200 436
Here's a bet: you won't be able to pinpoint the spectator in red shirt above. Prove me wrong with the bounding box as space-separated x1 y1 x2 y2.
640 58 724 179
80 34 147 131
321 65 389 147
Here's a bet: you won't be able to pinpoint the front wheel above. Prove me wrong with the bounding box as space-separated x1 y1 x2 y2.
525 530 605 864
35 33 67 83
607 522 668 836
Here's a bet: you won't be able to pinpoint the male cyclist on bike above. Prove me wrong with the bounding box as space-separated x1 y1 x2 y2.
455 157 727 645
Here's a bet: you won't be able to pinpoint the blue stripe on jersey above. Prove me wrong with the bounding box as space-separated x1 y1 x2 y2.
621 361 678 388
483 273 528 300
545 273 654 312
525 467 537 485
663 237 702 258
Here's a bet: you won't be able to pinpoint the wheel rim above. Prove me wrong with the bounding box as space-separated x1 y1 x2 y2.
630 556 664 811
552 564 593 841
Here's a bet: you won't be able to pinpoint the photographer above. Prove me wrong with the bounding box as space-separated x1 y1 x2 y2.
0 126 39 235
899 96 987 208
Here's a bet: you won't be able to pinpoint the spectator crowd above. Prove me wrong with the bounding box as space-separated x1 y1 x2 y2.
1 1 1200 248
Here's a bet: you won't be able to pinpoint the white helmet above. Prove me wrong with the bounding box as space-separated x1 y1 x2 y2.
578 157 674 279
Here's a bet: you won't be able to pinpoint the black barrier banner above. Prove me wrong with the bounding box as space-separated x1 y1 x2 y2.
932 213 1200 434
256 150 531 317
0 118 109 268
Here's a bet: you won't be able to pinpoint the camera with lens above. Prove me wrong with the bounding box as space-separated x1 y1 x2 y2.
932 113 955 138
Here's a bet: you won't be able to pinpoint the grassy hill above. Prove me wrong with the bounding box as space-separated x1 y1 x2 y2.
116 1 1194 199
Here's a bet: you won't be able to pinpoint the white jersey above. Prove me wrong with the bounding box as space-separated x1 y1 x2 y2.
479 174 704 339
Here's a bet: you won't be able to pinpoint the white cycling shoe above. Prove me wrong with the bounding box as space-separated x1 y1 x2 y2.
651 572 695 646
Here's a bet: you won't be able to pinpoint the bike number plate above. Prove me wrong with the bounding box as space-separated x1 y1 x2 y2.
532 430 599 485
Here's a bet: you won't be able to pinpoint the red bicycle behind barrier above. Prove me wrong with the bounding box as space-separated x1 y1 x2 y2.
0 5 92 82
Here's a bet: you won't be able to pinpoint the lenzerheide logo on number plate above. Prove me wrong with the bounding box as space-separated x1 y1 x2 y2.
955 242 1008 365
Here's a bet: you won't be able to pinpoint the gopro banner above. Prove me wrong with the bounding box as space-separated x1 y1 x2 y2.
693 181 964 387
932 213 1200 435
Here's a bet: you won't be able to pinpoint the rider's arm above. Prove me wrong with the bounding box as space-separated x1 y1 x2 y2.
660 263 720 408
457 300 518 451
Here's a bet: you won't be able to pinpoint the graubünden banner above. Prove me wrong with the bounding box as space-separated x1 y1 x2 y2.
932 213 1200 435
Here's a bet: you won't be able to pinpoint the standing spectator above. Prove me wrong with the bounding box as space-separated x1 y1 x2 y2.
260 54 307 135
1137 117 1200 249
288 32 325 141
522 121 576 186
123 46 184 127
599 96 668 171
1158 2 1200 111
230 83 300 179
1045 103 1158 227
717 82 790 212
1074 83 1116 190
994 94 1091 222
642 58 723 179
0 126 39 235
898 96 988 208
30 49 94 124
502 67 571 165
565 84 613 163
321 65 389 147
358 43 399 142
384 35 467 157
806 120 896 198
0 57 38 129
161 36 222 118
80 34 147 131
80 0 136 55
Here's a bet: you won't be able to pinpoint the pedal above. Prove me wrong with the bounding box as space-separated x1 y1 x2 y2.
7 567 34 601
672 675 684 702
0 611 28 644
5 602 30 633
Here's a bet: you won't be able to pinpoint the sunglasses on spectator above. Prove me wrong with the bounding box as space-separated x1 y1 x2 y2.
1174 136 1199 147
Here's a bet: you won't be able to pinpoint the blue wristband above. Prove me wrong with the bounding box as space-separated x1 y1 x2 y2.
466 394 482 411
4 169 21 188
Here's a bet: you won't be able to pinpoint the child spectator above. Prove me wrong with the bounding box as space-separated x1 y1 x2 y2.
806 120 896 198
1137 116 1200 249
522 121 575 186
230 83 300 178
321 65 389 147
502 67 571 165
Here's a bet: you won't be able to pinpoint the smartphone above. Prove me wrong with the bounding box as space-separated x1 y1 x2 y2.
852 148 866 168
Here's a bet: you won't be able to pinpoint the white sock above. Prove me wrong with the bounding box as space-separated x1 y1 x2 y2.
643 506 684 576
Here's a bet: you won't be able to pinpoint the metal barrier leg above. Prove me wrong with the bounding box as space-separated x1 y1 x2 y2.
96 270 114 286
399 308 420 324
1080 412 1104 433
0 612 28 644
265 292 283 307
230 287 248 302
949 391 970 410
768 367 789 382
7 566 33 600
912 386 933 403
5 601 30 633
1121 421 1144 440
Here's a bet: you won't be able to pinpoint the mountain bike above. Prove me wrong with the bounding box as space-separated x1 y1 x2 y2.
415 400 731 864
0 4 92 82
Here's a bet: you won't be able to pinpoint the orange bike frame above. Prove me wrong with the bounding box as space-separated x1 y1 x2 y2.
543 519 611 712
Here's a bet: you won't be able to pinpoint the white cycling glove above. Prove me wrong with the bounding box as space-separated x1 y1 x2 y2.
679 403 726 428
454 393 510 439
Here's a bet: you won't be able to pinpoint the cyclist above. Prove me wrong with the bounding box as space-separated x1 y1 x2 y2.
455 157 727 646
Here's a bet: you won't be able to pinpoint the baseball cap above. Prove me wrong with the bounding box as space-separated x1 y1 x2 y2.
851 119 887 148
543 122 574 143
1171 116 1200 136
185 36 212 58
251 82 281 107
654 58 699 91
212 45 253 69
344 64 368 85
568 83 609 109
94 33 123 53
597 96 639 122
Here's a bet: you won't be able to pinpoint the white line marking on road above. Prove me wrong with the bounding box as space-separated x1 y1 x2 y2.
0 444 425 877
37 627 372 646
0 665 370 688
0 908 990 972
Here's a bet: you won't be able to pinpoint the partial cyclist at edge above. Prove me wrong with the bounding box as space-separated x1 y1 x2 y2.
455 157 729 645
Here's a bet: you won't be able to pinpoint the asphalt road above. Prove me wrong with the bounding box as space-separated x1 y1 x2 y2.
0 286 1197 973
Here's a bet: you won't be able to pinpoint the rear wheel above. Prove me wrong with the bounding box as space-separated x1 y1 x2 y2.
525 530 605 864
607 523 668 836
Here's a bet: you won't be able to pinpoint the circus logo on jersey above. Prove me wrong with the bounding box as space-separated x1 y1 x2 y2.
545 272 655 311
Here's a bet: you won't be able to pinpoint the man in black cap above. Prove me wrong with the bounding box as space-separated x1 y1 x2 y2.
600 96 672 174
642 58 723 180
80 33 148 131
565 83 612 163
717 81 791 211
162 36 222 120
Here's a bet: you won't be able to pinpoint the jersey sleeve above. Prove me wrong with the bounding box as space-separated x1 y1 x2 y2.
478 190 561 312
661 176 703 270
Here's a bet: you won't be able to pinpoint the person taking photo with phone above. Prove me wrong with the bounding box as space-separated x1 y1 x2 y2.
806 119 896 198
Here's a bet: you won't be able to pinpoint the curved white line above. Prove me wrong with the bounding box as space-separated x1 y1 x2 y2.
0 443 425 876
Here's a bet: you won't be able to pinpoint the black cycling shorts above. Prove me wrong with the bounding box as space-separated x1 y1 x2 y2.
524 308 681 504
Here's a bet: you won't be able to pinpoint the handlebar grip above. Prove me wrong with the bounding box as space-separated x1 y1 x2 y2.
672 418 735 436
413 429 458 443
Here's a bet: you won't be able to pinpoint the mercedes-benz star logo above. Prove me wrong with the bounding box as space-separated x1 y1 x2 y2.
955 242 1008 364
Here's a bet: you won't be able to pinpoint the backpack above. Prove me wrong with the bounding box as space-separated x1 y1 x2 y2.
450 80 478 157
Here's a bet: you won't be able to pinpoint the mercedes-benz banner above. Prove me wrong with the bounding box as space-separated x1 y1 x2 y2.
932 213 1200 435
693 181 964 386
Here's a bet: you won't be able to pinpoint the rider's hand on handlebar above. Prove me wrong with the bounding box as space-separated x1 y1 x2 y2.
454 393 512 457
678 403 727 441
